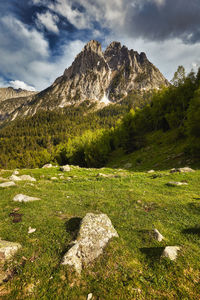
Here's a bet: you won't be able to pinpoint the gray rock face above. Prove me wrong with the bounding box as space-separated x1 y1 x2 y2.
13 194 40 202
62 213 119 273
0 181 16 188
0 87 36 103
162 246 180 260
60 165 71 172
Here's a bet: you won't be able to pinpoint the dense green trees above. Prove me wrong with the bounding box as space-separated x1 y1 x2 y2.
0 67 199 169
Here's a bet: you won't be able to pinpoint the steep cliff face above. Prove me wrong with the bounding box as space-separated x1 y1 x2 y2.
47 40 169 107
0 40 169 122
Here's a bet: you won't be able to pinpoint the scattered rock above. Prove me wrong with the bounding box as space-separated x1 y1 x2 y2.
42 164 53 168
0 182 16 188
60 165 71 172
97 173 120 178
60 176 64 179
170 167 194 173
0 239 22 260
87 293 93 300
13 194 40 202
147 170 155 174
0 239 22 284
9 175 22 181
13 170 19 175
62 213 119 273
153 229 164 242
51 177 58 180
28 227 36 234
162 246 180 260
167 181 188 187
124 163 132 168
19 175 36 182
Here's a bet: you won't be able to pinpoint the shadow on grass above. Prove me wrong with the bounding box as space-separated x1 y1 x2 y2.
140 247 164 262
182 227 200 236
65 217 82 240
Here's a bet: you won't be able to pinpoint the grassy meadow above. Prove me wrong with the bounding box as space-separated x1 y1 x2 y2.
0 159 200 299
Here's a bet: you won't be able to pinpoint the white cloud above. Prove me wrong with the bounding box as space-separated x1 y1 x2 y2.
36 11 59 33
9 80 36 91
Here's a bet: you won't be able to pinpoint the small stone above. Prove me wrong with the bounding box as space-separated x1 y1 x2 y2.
13 194 40 202
167 181 188 187
162 246 180 260
87 293 93 300
153 229 164 242
60 165 71 172
9 175 22 181
19 175 36 182
13 170 19 175
0 182 16 188
147 170 155 174
51 177 58 180
28 227 36 234
42 164 53 168
60 176 64 179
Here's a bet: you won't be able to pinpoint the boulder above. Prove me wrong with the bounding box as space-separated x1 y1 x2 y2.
60 165 71 172
153 229 164 242
19 175 36 182
13 194 40 202
42 164 53 168
0 182 16 188
162 246 180 260
167 181 188 187
62 213 119 273
9 175 22 181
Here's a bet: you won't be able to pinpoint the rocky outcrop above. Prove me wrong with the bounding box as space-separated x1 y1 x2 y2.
0 40 169 122
0 87 37 103
62 213 119 273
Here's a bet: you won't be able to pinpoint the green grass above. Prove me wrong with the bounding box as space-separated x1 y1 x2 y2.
0 163 200 299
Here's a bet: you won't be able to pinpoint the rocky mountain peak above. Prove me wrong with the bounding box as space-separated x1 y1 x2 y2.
84 40 102 55
0 40 170 122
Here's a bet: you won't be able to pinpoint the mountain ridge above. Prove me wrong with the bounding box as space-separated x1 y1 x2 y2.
0 40 169 122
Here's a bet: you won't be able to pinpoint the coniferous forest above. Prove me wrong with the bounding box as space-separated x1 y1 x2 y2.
0 67 200 169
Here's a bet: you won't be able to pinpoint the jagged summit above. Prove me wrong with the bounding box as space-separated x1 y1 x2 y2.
84 40 102 55
0 40 169 122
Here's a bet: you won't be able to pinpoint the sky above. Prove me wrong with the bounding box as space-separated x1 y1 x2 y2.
0 0 200 91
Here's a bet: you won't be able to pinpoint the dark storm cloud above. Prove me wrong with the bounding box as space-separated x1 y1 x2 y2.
126 0 200 44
